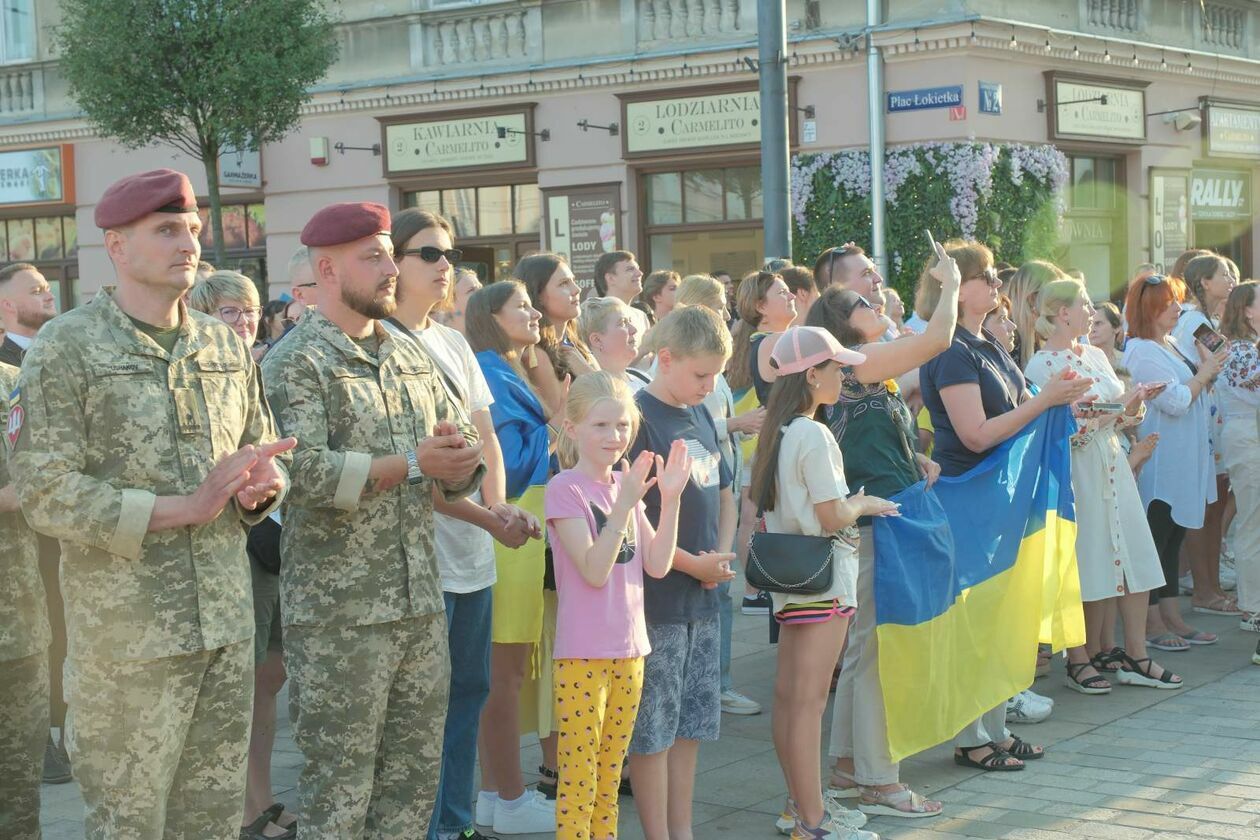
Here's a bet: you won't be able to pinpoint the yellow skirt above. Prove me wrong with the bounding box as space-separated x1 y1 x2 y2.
490 485 547 645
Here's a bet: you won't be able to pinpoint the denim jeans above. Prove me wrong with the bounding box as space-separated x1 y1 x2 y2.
717 580 732 693
427 587 493 839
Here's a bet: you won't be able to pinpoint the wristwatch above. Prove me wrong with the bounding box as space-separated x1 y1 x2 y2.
405 449 424 485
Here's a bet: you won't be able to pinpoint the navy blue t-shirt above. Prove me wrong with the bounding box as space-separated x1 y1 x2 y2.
630 390 732 625
919 327 1029 477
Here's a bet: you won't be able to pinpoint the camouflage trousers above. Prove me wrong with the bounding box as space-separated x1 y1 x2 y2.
65 638 252 840
0 651 49 840
286 613 450 839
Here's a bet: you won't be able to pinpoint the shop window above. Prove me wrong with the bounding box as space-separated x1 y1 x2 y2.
1069 156 1118 211
642 164 764 277
403 184 540 239
0 213 78 310
198 203 267 251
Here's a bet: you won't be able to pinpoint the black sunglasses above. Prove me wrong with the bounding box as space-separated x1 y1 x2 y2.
1138 274 1168 299
397 246 463 264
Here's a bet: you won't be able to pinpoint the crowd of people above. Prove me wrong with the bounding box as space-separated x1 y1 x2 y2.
0 166 1257 840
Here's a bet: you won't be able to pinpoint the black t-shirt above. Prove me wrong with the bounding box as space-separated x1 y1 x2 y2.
919 328 1028 477
826 364 919 502
630 390 732 625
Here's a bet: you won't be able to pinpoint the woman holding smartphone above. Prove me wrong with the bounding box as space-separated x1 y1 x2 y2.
1026 278 1181 691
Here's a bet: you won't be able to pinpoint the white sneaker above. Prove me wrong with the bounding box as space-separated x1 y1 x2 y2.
1221 565 1238 592
492 789 556 835
1021 687 1054 708
1241 613 1260 633
823 790 869 828
790 815 880 840
1006 691 1052 724
474 791 498 826
1179 572 1194 595
721 689 763 715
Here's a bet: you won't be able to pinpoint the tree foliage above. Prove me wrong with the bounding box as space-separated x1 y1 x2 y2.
54 0 338 263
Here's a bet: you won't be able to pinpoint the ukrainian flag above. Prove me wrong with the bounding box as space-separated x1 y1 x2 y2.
871 405 1084 762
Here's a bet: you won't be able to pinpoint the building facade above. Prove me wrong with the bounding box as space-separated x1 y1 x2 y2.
0 0 1257 305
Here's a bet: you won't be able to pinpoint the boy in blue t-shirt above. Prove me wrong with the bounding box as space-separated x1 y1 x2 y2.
627 306 737 839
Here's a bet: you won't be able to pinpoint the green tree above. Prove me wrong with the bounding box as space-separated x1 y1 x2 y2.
54 0 338 264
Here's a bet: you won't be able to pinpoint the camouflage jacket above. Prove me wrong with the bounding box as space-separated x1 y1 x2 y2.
262 310 482 628
11 289 284 661
0 362 48 662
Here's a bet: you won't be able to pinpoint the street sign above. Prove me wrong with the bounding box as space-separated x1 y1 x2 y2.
979 82 1002 115
949 106 967 121
886 85 963 113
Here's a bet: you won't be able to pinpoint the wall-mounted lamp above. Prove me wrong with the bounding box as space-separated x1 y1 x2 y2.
333 142 381 156
1037 94 1108 113
793 105 816 119
497 125 550 142
577 119 619 136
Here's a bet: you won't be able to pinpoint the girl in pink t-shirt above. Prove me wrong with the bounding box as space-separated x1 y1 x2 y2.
546 372 691 840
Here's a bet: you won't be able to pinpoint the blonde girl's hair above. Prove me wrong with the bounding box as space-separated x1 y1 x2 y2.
1005 260 1068 367
676 273 726 313
577 296 632 346
1033 278 1088 340
556 371 640 469
187 269 260 314
727 270 781 391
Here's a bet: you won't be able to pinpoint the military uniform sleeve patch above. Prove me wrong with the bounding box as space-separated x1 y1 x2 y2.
7 402 23 447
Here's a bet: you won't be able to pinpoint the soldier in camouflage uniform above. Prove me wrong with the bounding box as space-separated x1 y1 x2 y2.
10 169 294 840
0 358 50 840
262 202 484 838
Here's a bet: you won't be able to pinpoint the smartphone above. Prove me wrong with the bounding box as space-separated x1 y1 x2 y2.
924 229 936 250
1088 402 1126 414
1193 322 1226 353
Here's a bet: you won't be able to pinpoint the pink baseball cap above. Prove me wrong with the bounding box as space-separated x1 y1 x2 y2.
770 326 866 375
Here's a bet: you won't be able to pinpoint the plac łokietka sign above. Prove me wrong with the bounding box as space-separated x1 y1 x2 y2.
626 91 761 153
886 85 963 113
385 113 528 174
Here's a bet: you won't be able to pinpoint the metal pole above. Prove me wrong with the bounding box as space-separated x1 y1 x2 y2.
866 0 886 275
758 0 791 261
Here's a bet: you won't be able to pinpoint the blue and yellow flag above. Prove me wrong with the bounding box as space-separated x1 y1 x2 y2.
871 405 1084 762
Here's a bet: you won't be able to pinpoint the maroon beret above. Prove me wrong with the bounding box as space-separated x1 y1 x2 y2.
300 202 392 248
94 169 198 229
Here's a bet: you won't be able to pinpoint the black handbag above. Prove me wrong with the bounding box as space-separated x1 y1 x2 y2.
744 416 836 596
745 529 836 595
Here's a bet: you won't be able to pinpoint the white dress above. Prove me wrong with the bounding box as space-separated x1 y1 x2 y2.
1121 338 1217 529
1025 345 1165 601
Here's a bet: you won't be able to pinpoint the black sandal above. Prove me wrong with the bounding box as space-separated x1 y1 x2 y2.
1090 647 1122 674
1112 651 1183 690
1000 735 1045 760
1065 660 1112 694
953 742 1024 771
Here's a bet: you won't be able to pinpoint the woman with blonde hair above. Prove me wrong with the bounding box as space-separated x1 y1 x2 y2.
1026 279 1180 692
999 260 1069 368
578 296 650 391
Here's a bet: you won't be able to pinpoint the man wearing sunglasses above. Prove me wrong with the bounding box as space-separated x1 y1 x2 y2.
814 242 885 306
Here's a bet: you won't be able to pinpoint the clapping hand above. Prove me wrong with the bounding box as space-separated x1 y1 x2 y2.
655 439 693 501
235 437 297 511
695 549 736 589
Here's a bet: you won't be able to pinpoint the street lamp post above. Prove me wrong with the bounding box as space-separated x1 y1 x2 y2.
758 0 791 263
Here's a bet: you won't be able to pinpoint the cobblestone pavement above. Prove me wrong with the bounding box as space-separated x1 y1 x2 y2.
38 595 1260 839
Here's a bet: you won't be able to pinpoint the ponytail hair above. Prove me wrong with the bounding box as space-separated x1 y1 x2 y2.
556 371 639 470
727 270 781 392
1033 279 1087 341
1182 254 1229 323
748 366 820 513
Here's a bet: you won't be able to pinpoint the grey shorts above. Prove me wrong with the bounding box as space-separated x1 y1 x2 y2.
250 557 283 664
629 615 721 755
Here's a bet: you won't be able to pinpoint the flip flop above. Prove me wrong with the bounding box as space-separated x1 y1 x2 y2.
1192 595 1241 615
1146 633 1190 652
1181 629 1218 645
